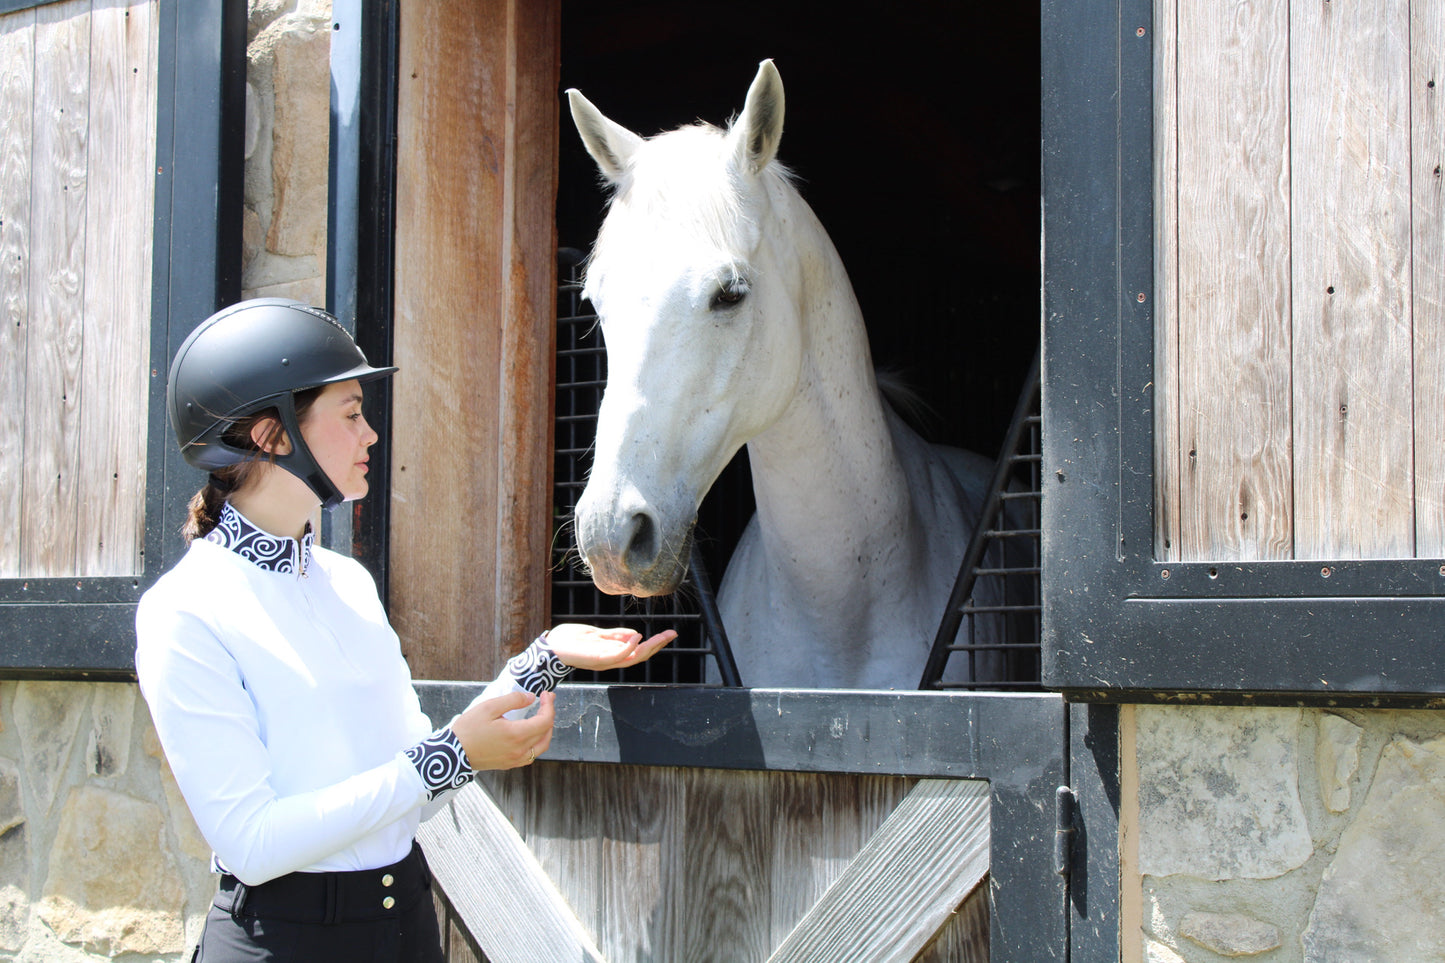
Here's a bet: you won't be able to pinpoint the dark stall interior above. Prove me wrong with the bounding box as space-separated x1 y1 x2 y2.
552 2 1042 682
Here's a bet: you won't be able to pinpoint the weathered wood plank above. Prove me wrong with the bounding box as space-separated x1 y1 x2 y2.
518 762 605 950
77 0 155 576
768 773 918 955
912 884 988 963
590 764 682 963
766 770 853 949
1152 0 1180 562
768 779 990 963
416 781 605 963
391 2 504 680
432 759 990 962
1413 0 1445 555
390 0 559 681
668 767 774 962
0 6 35 578
491 0 558 650
1291 0 1414 558
1173 0 1293 561
21 0 90 577
433 891 487 963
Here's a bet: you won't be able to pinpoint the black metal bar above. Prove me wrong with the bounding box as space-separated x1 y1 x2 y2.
1069 703 1122 963
689 540 741 687
0 604 151 679
920 349 1042 689
330 0 399 594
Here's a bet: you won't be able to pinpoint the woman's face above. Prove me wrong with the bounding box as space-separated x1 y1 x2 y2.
300 379 378 502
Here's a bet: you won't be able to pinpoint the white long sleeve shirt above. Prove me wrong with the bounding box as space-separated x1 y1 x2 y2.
135 503 570 886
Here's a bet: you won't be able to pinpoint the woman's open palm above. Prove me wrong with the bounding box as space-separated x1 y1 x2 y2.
545 623 677 671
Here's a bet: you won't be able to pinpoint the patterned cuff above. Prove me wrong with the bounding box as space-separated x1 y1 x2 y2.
505 632 573 695
404 725 475 801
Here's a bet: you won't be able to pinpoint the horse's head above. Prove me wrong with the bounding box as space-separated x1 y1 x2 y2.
568 61 803 597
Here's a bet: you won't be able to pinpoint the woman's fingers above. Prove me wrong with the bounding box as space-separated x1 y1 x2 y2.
455 691 555 770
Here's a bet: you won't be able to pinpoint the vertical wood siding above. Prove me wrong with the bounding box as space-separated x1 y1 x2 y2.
390 0 558 681
1156 0 1441 562
0 0 156 579
1414 0 1445 555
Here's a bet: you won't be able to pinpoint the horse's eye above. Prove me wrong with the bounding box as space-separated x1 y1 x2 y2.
711 286 747 310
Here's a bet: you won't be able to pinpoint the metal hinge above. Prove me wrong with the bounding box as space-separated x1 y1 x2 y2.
1054 785 1077 877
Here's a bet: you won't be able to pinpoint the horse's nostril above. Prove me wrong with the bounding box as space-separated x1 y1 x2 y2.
624 512 658 567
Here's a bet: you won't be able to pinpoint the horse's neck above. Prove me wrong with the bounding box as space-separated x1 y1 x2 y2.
745 201 923 592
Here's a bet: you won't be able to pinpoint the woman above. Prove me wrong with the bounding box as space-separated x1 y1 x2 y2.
136 298 674 962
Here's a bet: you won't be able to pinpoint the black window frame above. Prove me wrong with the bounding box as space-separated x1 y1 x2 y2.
1040 0 1445 703
0 0 246 679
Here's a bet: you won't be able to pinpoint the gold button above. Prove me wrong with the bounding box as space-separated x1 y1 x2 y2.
382 896 395 909
381 874 394 887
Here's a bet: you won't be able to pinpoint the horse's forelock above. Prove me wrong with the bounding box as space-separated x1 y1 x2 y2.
598 123 795 263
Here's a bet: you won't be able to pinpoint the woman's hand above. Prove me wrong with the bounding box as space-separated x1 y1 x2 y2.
451 690 555 770
544 623 678 671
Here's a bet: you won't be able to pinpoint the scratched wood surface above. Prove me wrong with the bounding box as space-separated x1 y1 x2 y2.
431 764 989 963
1170 0 1293 562
0 0 156 579
20 0 90 578
77 0 154 576
389 0 559 681
1151 0 1179 562
1413 0 1445 556
769 779 989 962
1156 0 1438 561
0 6 35 578
1291 0 1414 559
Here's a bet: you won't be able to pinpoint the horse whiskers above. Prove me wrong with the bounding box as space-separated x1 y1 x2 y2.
550 518 594 578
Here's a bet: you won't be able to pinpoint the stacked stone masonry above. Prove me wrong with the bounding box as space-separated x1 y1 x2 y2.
1136 705 1445 963
0 682 214 960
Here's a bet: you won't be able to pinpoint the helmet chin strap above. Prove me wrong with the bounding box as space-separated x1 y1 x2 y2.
273 401 346 510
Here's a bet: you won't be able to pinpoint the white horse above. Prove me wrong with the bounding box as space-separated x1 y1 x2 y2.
568 61 1001 689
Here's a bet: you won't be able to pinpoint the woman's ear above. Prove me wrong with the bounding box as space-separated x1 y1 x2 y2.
249 417 293 456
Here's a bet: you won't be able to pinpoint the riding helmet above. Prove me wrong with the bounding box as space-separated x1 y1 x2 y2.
167 298 397 508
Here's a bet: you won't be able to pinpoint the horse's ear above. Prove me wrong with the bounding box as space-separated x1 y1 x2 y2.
730 59 785 175
568 89 643 184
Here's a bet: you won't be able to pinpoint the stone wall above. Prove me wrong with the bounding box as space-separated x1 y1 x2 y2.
1127 704 1445 963
242 0 333 303
0 682 214 961
0 3 333 960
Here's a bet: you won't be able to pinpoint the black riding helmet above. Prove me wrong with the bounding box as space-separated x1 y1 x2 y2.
167 298 397 508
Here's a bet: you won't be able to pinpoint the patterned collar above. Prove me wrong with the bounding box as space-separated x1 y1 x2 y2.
205 502 314 576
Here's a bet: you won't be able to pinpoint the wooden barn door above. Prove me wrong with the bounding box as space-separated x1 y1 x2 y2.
1043 0 1445 699
1153 0 1444 564
407 687 1104 963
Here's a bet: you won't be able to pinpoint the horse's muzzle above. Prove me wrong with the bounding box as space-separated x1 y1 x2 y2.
576 504 693 597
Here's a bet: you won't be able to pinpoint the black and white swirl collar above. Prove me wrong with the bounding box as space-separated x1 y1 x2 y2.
205 502 314 576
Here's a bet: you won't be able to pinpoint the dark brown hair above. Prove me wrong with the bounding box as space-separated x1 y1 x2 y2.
181 387 323 541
